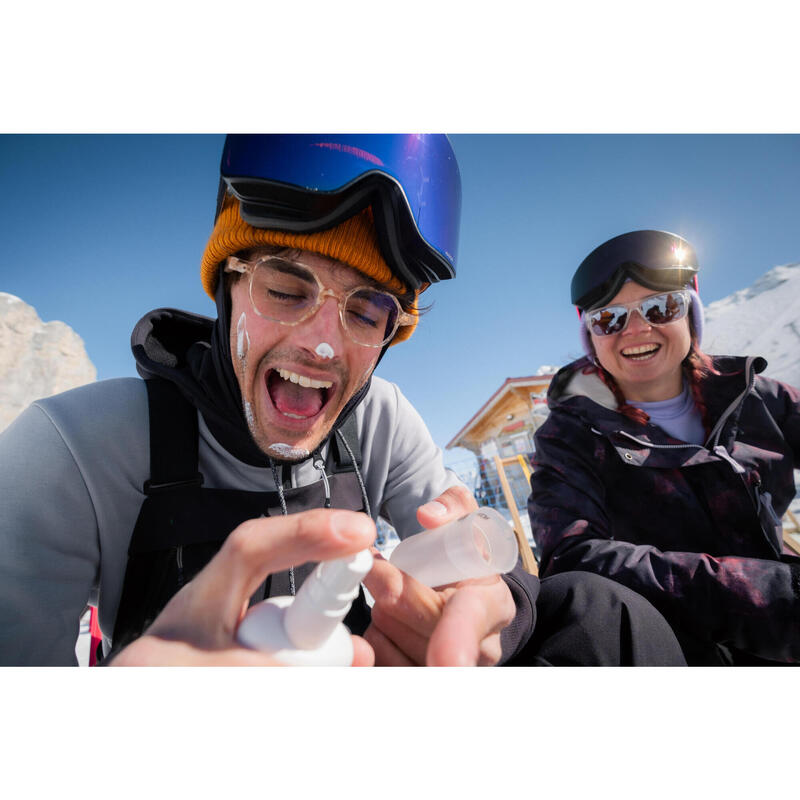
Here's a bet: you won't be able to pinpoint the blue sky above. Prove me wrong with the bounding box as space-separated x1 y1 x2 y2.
1 134 799 471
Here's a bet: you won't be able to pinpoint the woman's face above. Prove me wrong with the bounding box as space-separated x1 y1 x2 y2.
589 280 692 403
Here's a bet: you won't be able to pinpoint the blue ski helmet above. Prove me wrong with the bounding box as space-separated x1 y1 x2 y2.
216 134 461 292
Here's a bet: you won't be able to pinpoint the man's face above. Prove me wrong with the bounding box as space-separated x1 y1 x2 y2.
228 250 385 461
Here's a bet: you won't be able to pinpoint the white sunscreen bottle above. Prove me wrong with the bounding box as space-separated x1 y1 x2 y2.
236 549 373 666
237 508 518 664
388 507 519 588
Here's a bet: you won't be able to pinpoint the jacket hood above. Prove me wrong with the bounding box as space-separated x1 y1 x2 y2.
546 354 768 446
548 356 618 411
131 280 371 467
131 306 273 466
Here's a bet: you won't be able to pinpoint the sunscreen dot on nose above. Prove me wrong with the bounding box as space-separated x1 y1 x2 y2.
315 342 335 359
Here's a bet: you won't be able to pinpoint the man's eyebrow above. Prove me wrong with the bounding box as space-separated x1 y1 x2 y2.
253 250 396 296
267 258 317 284
327 262 392 293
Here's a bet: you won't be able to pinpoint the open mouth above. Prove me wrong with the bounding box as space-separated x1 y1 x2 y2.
266 367 335 422
621 344 661 361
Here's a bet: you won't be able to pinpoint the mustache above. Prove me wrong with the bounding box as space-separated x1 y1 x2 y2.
257 347 347 384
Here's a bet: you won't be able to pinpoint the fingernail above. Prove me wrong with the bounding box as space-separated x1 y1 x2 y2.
420 500 448 517
331 511 375 541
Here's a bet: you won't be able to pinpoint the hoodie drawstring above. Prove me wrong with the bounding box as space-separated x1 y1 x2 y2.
335 428 371 519
267 432 371 598
312 452 332 508
268 458 295 596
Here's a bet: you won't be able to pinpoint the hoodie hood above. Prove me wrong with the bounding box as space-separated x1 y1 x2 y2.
131 279 371 467
548 356 619 411
546 354 768 446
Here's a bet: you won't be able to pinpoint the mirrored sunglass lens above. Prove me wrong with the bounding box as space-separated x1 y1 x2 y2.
589 307 628 336
641 292 687 325
251 260 318 320
344 289 398 345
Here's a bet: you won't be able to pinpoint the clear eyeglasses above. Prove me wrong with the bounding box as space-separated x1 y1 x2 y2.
226 255 416 348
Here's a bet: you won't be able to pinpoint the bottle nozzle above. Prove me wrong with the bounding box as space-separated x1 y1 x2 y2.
236 548 374 665
283 549 373 650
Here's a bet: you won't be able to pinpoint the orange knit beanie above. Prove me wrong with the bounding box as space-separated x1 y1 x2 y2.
200 193 419 343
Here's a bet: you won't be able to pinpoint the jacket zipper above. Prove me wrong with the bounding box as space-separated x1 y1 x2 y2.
593 358 780 554
711 445 746 474
612 429 704 452
705 356 757 450
606 428 749 477
594 357 759 464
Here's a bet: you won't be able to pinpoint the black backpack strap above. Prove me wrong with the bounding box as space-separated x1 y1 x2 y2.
142 379 204 494
329 413 362 474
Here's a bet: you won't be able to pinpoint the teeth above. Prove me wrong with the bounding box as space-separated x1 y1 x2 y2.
622 344 659 356
277 368 333 389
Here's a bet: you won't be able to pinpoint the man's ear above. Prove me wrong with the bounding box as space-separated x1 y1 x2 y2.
222 263 243 297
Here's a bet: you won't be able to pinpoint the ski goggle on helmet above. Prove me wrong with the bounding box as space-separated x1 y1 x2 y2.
217 134 462 292
571 229 699 312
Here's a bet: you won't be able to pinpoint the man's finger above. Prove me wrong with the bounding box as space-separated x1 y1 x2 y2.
416 484 478 530
350 636 376 667
198 508 376 608
362 553 444 635
146 509 376 646
363 624 417 667
368 604 432 665
111 636 287 666
427 578 514 666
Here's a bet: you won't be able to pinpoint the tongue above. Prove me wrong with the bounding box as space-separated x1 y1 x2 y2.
269 373 324 418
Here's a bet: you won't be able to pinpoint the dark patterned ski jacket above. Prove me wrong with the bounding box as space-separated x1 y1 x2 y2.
529 354 800 663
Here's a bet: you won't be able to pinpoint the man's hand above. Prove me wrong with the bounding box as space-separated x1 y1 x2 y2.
110 509 377 666
363 486 516 666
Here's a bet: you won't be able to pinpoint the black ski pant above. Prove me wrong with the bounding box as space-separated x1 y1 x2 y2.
506 571 687 666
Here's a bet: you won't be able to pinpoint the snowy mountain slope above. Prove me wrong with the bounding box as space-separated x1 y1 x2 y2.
702 262 800 529
702 262 800 389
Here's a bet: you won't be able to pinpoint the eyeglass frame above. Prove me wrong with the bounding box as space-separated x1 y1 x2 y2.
225 254 417 348
584 289 690 337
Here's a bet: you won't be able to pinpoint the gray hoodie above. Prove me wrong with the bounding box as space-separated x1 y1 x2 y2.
0 374 462 665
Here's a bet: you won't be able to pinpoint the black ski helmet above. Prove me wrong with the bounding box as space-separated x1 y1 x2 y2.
571 230 699 311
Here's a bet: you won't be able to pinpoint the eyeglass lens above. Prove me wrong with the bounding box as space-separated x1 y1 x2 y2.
250 259 400 346
588 292 688 336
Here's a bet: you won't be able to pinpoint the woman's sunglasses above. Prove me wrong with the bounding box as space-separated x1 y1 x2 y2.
585 290 690 337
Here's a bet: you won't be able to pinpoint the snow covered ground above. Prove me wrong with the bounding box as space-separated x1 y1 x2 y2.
702 261 800 552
